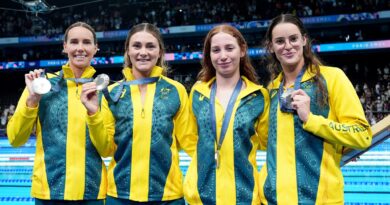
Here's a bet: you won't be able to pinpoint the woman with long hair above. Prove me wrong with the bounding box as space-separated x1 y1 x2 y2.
184 24 269 204
81 23 194 205
8 22 107 205
258 14 372 204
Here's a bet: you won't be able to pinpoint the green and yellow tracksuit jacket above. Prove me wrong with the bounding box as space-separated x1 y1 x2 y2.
259 66 372 205
86 66 195 202
184 76 269 205
7 64 107 200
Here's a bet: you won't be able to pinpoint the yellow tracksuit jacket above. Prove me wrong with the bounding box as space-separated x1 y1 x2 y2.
86 66 196 202
7 64 107 200
259 66 372 205
184 76 269 205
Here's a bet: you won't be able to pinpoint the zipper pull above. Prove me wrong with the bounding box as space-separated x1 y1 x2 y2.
215 150 220 169
76 83 79 98
141 108 145 118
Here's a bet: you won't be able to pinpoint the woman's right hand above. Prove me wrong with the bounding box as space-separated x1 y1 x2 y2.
81 82 99 116
25 69 44 108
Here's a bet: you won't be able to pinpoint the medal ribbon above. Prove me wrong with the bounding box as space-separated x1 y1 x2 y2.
102 77 159 103
278 65 306 112
210 78 243 169
49 70 94 92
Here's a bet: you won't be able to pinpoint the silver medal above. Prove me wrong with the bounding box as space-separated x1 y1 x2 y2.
281 88 294 110
94 74 110 91
32 77 51 95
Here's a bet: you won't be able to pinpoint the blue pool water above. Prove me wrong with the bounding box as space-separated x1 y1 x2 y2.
0 138 389 204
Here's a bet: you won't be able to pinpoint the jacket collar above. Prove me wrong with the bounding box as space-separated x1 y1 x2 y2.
61 63 96 79
122 66 163 81
195 76 263 99
268 65 316 90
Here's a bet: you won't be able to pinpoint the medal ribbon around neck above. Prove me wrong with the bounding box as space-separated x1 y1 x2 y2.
209 78 243 169
36 69 159 103
32 70 94 94
101 77 159 103
278 65 306 113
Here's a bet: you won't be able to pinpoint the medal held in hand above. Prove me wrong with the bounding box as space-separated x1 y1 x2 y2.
280 88 294 113
30 70 110 95
94 74 110 91
32 77 52 95
278 65 306 113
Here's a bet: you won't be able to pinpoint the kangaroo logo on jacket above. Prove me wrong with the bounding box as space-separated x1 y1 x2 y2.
159 87 171 99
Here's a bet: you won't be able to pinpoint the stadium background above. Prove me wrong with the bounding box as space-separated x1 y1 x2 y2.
0 0 389 204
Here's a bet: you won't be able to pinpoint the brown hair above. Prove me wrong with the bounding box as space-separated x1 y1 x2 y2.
123 23 167 74
64 22 97 44
264 14 327 106
198 24 259 83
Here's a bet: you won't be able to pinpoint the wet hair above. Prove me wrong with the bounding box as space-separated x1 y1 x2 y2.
264 14 327 106
197 24 259 83
123 23 167 74
64 22 97 44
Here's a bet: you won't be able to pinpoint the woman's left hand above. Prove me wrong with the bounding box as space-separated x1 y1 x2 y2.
291 89 310 123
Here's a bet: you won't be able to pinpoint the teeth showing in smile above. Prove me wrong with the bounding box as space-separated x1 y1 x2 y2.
74 54 87 59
